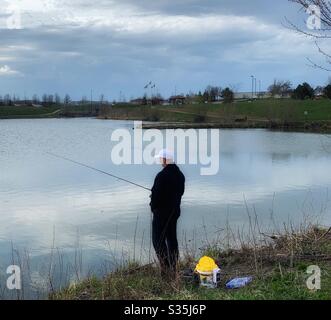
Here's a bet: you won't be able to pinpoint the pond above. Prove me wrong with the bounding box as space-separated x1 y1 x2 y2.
0 118 330 298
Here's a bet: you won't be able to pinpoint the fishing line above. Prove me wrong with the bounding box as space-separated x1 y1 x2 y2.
46 151 155 263
46 152 151 191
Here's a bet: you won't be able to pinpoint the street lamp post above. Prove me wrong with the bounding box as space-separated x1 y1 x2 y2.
255 78 257 97
251 75 254 100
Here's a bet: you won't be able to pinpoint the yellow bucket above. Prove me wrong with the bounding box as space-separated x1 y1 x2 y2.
195 256 220 288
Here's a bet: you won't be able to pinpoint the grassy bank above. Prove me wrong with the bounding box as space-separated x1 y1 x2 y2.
99 99 331 132
2 99 331 132
0 104 99 119
53 226 331 300
0 106 62 119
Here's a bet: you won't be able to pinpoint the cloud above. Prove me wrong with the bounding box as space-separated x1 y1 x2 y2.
0 0 327 98
0 64 22 76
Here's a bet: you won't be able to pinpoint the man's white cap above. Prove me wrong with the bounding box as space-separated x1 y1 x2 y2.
154 149 174 160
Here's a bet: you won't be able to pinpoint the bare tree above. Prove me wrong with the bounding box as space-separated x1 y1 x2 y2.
12 94 19 103
4 94 12 106
42 94 48 105
204 85 222 102
81 95 88 104
268 80 293 97
48 94 54 104
64 94 71 105
32 94 40 104
55 93 61 105
287 0 331 70
99 94 105 105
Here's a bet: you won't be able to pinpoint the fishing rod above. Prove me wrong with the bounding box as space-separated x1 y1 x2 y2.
46 152 151 191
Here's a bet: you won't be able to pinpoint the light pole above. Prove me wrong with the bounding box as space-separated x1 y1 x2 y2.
254 78 257 98
90 89 93 114
251 75 254 99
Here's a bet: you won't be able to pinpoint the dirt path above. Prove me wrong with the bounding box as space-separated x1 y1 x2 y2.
42 109 62 116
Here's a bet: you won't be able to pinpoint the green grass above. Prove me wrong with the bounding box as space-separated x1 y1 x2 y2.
0 104 98 119
0 106 61 118
52 263 331 300
162 99 331 122
2 99 330 123
53 227 331 300
100 99 331 125
226 99 331 121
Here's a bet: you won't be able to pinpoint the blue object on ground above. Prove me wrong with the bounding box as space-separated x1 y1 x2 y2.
226 277 253 289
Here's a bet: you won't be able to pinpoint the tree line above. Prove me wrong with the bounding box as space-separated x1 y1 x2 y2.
1 79 331 108
267 80 331 100
0 93 73 106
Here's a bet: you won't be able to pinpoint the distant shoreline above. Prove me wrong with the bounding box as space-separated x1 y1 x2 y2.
2 114 331 133
100 117 331 133
141 121 331 133
2 99 331 133
0 114 90 120
97 99 331 133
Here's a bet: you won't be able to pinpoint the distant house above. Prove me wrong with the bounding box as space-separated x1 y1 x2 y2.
169 95 186 105
13 100 34 107
151 97 165 105
130 98 146 105
314 87 324 99
69 101 82 106
233 92 253 100
233 92 276 100
13 101 26 107
273 93 292 99
130 97 166 105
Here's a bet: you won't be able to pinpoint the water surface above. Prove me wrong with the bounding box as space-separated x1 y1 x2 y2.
0 118 330 298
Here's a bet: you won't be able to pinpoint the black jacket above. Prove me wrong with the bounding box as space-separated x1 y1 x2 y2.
150 164 185 214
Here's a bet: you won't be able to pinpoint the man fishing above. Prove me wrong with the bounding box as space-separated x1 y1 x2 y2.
47 150 185 277
150 149 185 277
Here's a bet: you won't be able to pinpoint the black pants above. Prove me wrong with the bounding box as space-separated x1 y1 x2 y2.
152 209 179 273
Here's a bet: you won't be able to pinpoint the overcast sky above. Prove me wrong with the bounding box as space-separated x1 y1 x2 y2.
0 0 329 100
